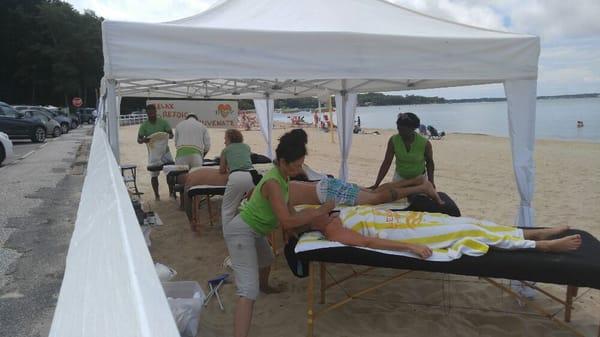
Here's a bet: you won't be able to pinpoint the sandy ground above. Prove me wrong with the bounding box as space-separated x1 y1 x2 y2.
120 124 600 337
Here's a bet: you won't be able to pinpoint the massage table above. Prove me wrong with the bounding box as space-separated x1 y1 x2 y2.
187 163 273 231
285 227 600 337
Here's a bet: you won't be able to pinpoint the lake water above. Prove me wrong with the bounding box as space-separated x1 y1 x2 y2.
274 97 600 142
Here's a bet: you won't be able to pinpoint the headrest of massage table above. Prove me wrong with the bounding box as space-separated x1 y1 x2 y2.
407 192 460 217
250 153 272 164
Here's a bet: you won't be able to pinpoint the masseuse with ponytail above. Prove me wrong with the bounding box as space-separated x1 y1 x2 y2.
224 130 334 337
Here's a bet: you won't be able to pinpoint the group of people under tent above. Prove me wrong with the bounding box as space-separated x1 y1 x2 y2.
136 105 582 337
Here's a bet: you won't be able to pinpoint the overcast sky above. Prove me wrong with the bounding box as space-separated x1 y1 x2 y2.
68 0 600 99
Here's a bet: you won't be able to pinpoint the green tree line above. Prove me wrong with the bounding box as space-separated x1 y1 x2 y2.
0 0 103 108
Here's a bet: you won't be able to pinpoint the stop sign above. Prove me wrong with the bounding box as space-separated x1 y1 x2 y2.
72 97 83 108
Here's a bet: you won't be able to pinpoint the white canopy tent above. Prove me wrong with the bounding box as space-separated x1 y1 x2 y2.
51 1 540 335
100 0 540 229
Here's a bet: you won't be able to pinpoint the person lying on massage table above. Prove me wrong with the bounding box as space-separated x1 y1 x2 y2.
180 168 229 227
304 206 582 259
290 175 443 206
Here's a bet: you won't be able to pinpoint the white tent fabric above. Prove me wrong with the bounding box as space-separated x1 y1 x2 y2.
99 0 539 228
102 0 539 89
335 90 358 181
504 80 538 227
254 97 275 159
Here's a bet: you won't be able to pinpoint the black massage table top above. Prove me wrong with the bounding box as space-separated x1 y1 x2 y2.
292 229 600 290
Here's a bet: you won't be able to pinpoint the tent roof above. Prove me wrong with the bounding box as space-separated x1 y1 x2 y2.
102 0 539 98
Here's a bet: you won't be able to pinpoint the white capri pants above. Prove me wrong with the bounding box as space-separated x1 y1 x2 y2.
224 214 274 300
175 154 203 169
221 171 255 227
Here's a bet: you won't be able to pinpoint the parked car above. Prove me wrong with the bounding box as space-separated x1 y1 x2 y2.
16 105 73 133
21 109 62 137
0 131 14 165
77 107 97 124
0 101 46 143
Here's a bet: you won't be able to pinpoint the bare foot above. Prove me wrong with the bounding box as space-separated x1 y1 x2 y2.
537 234 581 252
422 181 445 205
527 225 570 240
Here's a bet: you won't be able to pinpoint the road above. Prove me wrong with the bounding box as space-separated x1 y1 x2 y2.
0 126 92 337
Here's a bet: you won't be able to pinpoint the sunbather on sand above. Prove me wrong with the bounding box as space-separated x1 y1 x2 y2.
290 175 444 206
306 206 581 259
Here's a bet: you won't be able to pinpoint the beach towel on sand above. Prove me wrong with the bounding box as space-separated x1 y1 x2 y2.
296 207 535 261
146 132 173 167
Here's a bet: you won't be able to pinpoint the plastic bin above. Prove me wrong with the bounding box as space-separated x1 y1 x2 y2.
163 281 205 337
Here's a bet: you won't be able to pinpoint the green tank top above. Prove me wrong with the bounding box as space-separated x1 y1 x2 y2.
222 143 253 171
392 133 427 179
240 167 288 236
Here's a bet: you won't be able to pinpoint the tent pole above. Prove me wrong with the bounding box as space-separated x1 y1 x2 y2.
328 95 334 143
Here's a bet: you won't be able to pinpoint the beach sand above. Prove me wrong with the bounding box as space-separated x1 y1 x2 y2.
120 124 600 337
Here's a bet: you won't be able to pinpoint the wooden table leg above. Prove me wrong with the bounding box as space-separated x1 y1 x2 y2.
307 262 315 337
565 285 577 322
320 263 326 304
191 196 198 231
206 195 213 226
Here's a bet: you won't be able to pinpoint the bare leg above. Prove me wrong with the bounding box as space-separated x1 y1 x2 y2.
259 266 282 294
151 176 160 200
357 180 444 205
375 175 425 191
535 235 581 252
234 297 254 337
523 226 570 240
419 180 445 205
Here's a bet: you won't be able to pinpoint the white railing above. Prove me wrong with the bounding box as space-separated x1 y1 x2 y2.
49 125 179 337
119 114 148 126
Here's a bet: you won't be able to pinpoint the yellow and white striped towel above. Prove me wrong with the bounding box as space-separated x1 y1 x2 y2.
295 206 535 262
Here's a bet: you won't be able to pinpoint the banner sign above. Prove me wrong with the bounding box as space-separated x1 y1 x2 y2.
146 100 238 128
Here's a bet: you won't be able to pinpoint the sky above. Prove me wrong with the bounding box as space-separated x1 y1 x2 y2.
68 0 600 99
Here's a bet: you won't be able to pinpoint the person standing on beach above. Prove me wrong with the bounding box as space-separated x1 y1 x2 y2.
370 112 436 189
174 113 210 169
219 129 256 226
137 104 174 200
224 130 334 337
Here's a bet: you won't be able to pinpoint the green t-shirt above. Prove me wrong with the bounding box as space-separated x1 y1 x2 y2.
240 167 288 236
138 118 172 138
392 133 427 179
222 143 253 171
